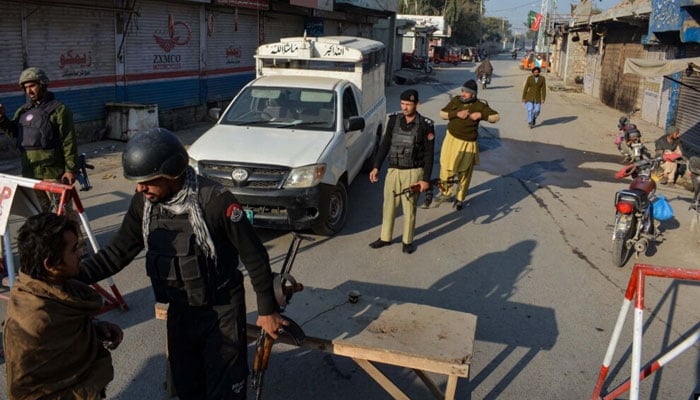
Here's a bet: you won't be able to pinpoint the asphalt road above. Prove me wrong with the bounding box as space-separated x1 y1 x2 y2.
1 54 698 399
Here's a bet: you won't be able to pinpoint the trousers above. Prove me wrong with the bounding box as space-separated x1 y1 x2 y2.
167 300 248 400
381 167 423 245
525 101 541 125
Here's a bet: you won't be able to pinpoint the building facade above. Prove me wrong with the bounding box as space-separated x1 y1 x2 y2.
0 0 395 141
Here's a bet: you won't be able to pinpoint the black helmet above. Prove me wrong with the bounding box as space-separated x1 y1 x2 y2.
122 128 188 183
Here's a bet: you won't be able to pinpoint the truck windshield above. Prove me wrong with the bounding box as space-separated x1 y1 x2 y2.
221 87 336 131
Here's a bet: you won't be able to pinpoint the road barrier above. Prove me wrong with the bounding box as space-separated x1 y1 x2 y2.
591 263 700 400
0 173 128 313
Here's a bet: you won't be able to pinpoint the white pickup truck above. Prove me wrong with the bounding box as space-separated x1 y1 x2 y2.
188 36 386 235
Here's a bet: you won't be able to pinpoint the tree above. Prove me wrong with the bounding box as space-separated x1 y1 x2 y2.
481 16 511 43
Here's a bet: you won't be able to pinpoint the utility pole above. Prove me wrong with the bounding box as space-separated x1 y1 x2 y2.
536 0 548 52
478 0 483 50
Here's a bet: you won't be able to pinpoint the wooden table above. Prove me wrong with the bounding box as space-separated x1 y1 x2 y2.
155 285 477 400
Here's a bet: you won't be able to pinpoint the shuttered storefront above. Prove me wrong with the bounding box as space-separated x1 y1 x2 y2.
676 44 700 157
205 8 258 102
599 31 644 112
638 47 670 128
262 11 305 44
123 0 200 110
583 51 599 96
0 5 26 113
23 1 117 122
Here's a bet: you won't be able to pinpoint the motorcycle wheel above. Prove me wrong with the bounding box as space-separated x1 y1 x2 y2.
612 214 635 267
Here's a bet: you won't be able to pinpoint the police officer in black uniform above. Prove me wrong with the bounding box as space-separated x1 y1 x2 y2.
77 128 286 400
368 89 435 254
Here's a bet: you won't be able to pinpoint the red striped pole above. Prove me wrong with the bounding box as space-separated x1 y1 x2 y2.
592 263 700 399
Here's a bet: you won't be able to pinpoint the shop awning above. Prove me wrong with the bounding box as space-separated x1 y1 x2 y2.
623 57 700 77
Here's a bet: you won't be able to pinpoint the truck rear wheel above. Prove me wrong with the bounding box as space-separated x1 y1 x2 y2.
312 182 348 236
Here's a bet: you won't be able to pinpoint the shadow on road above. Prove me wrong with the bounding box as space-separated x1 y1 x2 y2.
326 239 555 399
538 115 578 126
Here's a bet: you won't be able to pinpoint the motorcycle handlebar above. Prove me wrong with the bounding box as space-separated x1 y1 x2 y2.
615 156 662 179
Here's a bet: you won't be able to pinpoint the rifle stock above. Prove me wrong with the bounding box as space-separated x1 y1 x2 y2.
393 176 459 198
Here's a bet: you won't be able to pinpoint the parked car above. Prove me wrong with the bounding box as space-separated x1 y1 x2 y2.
521 52 550 72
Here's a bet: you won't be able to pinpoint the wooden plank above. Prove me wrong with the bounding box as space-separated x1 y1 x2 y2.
444 375 459 400
244 285 476 377
352 358 410 400
157 282 477 398
413 369 445 399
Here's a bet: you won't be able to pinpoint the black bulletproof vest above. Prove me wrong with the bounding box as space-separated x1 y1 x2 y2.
388 116 421 169
18 99 61 150
145 209 211 306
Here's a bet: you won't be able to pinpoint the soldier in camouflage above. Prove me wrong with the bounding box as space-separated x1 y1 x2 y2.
0 67 78 212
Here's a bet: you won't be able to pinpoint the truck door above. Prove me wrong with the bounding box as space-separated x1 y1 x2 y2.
342 86 365 178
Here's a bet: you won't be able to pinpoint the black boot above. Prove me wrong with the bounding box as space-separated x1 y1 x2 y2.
369 239 391 249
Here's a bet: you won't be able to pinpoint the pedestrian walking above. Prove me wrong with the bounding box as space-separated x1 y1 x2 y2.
76 128 287 400
0 67 78 211
436 80 500 210
522 66 546 128
368 89 435 254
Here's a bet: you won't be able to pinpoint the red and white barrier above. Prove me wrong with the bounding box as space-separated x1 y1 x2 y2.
0 173 128 313
591 263 700 400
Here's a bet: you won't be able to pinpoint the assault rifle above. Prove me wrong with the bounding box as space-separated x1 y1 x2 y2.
76 153 94 191
251 232 312 400
393 176 459 198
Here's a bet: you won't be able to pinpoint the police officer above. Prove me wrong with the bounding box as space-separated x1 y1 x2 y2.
77 128 286 399
368 89 435 254
0 67 78 211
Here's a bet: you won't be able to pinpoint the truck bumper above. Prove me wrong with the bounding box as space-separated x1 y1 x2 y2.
229 186 322 231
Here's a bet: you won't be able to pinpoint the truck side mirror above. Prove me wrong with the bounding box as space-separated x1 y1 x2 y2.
345 116 365 132
208 107 221 121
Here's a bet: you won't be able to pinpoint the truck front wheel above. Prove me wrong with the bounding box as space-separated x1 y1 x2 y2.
312 182 348 236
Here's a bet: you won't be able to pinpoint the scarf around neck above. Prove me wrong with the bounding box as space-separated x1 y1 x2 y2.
142 166 217 262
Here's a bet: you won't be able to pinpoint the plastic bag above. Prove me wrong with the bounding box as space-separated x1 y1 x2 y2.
614 134 623 146
652 194 674 221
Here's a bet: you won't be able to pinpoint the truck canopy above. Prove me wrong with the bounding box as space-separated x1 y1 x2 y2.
255 36 385 95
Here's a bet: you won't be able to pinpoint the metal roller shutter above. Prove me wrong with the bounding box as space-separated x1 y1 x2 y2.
677 45 700 158
204 8 258 102
0 5 26 112
262 12 305 43
124 0 201 110
22 1 117 122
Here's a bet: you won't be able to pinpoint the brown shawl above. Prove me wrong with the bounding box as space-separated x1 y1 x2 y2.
3 272 114 400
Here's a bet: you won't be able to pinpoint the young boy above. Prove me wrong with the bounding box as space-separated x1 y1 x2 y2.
3 213 122 400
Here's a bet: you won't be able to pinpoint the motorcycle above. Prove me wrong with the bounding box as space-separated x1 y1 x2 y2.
611 155 667 267
479 73 490 90
401 53 432 73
